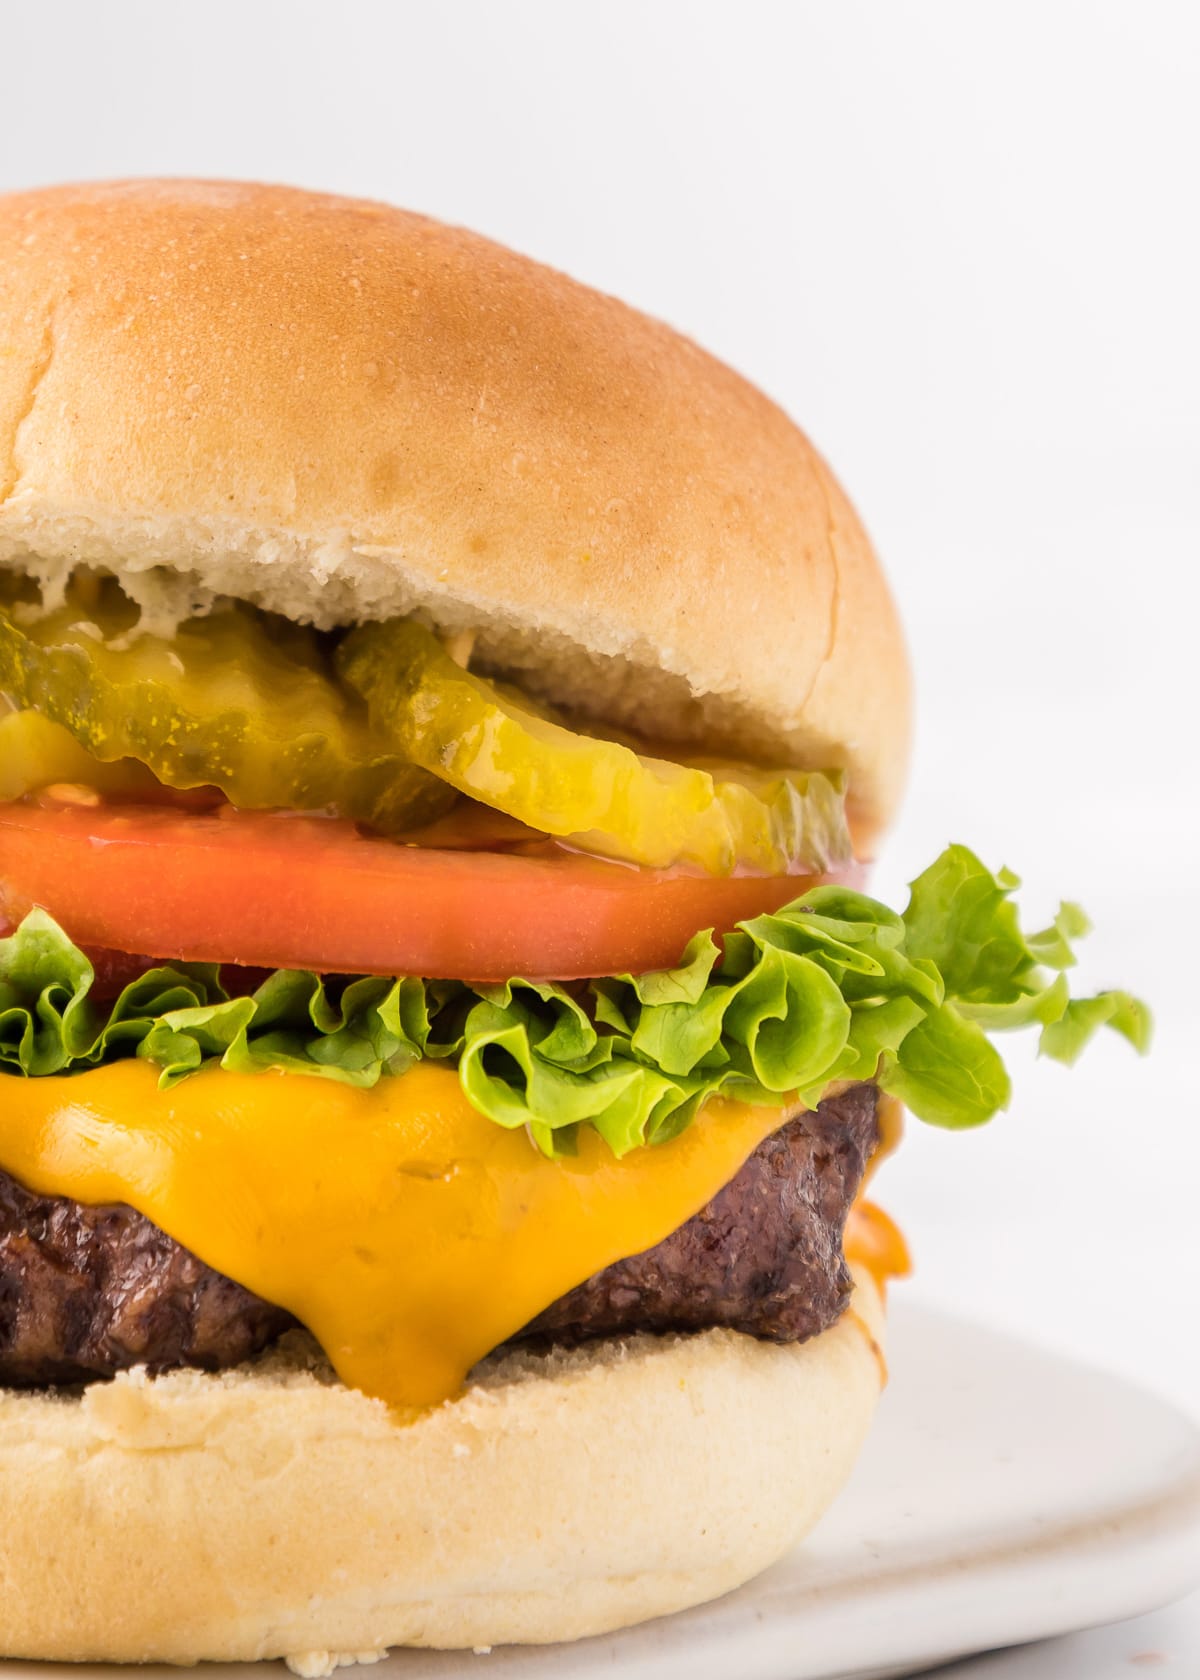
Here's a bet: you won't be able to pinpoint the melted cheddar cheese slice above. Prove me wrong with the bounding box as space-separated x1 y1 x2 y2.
0 1060 797 1409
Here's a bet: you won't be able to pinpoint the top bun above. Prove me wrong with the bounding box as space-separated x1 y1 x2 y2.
0 180 910 845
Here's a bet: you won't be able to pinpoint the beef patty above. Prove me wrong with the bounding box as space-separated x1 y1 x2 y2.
0 1082 879 1388
516 1080 878 1349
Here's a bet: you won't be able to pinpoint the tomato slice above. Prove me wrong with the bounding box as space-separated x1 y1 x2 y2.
82 946 273 1001
0 801 862 981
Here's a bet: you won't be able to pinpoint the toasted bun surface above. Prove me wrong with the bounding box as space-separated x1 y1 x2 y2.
0 179 910 844
0 1274 883 1667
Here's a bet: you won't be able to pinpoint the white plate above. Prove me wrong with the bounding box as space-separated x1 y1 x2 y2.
8 1302 1200 1680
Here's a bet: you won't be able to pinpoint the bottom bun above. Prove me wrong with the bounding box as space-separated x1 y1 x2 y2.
0 1271 884 1670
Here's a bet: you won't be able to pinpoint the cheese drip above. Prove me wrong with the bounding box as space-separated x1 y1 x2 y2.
0 1061 792 1409
844 1200 910 1291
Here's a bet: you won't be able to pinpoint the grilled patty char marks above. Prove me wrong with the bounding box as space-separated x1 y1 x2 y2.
0 1178 291 1386
0 1083 879 1387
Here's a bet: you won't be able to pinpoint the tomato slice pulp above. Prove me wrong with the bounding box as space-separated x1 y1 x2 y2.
0 801 861 982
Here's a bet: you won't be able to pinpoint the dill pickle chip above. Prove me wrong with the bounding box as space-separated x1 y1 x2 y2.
0 710 163 802
337 619 852 875
0 584 454 831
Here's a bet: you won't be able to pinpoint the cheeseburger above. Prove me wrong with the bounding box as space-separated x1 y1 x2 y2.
0 180 1145 1668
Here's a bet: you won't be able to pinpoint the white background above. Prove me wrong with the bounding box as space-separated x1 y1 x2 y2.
1 4 1197 1673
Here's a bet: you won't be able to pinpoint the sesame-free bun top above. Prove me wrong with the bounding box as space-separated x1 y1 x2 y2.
0 179 911 845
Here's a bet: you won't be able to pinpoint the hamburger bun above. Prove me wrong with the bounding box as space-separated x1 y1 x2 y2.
0 178 910 846
0 1272 884 1669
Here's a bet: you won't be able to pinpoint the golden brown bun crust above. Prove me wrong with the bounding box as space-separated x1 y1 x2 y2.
0 179 910 844
0 1276 884 1667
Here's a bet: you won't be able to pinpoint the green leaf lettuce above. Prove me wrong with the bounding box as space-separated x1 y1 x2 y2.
0 845 1149 1156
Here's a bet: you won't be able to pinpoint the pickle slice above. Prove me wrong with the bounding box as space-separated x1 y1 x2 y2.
0 585 454 832
337 620 852 875
0 710 162 802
